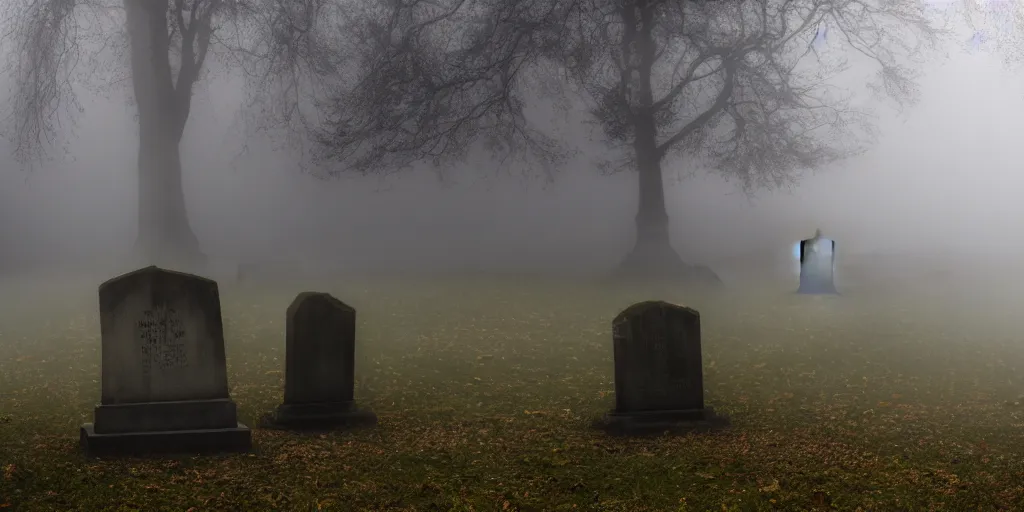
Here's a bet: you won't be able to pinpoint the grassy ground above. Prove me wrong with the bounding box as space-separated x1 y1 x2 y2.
2 274 1024 511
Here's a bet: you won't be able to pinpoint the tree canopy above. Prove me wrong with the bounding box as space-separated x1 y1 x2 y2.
308 0 946 191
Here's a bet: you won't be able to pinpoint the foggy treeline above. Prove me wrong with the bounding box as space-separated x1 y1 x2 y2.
0 1 1023 283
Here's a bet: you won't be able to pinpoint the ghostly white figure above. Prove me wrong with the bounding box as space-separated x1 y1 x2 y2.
798 229 838 294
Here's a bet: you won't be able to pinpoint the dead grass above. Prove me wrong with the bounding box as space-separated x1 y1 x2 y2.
1 275 1024 511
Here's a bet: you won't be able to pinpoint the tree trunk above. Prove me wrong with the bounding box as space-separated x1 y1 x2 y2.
616 111 688 276
125 0 205 270
610 0 720 286
134 125 204 269
613 0 686 279
613 122 722 287
633 147 676 262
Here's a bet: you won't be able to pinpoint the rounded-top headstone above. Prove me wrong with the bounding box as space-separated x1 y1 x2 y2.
284 292 357 405
612 301 703 413
98 266 228 405
83 266 251 456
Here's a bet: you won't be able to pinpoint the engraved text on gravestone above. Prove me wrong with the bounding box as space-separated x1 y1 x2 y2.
138 306 188 374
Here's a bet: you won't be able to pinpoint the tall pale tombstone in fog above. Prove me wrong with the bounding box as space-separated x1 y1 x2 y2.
798 229 838 295
265 292 376 429
597 301 727 435
80 266 251 456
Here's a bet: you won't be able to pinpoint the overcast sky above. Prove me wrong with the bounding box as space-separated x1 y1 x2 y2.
1 9 1022 277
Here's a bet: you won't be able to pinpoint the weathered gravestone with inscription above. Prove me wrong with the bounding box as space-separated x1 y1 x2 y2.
597 301 727 435
262 292 376 429
798 229 838 294
80 266 252 456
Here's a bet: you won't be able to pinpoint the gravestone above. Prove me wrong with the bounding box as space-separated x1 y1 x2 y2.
798 229 838 294
264 292 376 429
80 266 251 456
597 301 726 435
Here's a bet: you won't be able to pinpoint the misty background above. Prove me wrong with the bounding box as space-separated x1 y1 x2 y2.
1 32 1022 281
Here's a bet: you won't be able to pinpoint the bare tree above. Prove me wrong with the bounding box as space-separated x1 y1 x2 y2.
1 0 336 269
956 0 1024 61
308 0 946 281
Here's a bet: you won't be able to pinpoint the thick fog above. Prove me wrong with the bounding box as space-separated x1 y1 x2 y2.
2 32 1023 281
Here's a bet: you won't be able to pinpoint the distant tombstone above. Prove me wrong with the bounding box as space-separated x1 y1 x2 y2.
264 292 376 429
597 301 727 435
798 230 838 294
80 266 251 456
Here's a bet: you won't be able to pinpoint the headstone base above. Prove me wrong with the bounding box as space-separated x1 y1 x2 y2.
80 422 251 457
263 401 377 430
596 407 729 436
92 398 239 433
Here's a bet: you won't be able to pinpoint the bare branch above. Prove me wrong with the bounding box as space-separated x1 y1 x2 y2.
656 57 736 157
171 0 220 139
2 0 86 167
306 0 949 192
1 0 341 169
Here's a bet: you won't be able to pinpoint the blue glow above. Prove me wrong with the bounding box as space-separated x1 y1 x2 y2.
812 26 827 50
968 31 985 52
792 242 801 261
